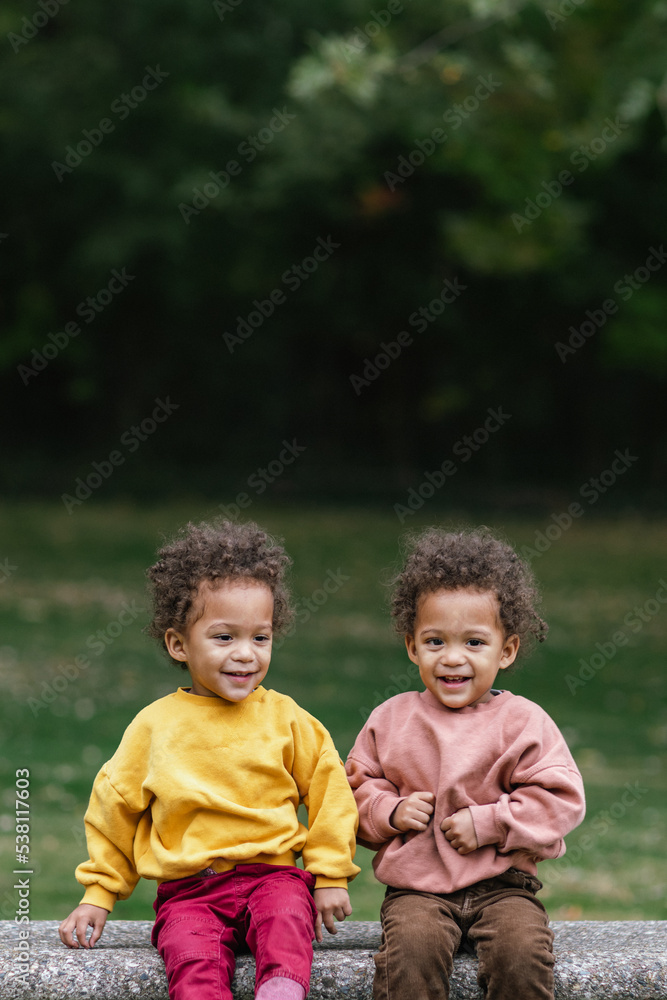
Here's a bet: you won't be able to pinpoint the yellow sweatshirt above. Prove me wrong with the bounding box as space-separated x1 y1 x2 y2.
77 686 360 911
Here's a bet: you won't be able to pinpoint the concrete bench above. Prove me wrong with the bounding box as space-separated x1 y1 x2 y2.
1 920 666 999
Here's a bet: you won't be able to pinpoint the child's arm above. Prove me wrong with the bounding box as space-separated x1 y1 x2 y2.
60 718 155 942
313 887 352 942
291 710 360 929
58 903 109 949
441 732 586 858
346 743 435 846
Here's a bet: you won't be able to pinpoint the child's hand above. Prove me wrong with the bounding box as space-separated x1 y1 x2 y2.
59 903 109 949
391 791 435 832
441 807 478 854
313 887 352 943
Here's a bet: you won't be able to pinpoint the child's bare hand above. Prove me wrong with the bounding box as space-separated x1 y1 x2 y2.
391 791 435 832
59 904 109 949
313 887 352 943
441 807 478 854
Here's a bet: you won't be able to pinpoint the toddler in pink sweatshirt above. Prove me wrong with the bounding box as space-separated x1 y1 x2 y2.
346 526 585 1000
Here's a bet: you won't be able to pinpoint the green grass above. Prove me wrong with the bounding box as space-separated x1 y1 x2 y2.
0 501 665 924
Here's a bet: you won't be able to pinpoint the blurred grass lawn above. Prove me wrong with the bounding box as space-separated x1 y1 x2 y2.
0 501 665 923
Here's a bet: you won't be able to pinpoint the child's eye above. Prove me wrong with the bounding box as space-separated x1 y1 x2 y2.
426 638 443 646
467 638 484 647
215 634 233 642
254 634 271 643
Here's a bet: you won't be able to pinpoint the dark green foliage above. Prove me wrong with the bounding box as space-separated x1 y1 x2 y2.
1 1 666 497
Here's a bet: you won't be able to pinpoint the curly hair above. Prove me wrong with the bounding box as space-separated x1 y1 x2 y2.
146 519 294 667
390 526 548 657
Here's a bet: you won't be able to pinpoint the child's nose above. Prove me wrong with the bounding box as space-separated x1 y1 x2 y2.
232 640 254 660
440 644 466 665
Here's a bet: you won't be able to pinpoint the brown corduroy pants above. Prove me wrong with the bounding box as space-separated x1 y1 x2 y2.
374 868 555 1000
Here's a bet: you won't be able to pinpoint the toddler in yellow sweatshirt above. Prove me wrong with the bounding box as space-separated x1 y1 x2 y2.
59 519 359 1000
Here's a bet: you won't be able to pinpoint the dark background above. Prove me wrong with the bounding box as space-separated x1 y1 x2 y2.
2 0 666 508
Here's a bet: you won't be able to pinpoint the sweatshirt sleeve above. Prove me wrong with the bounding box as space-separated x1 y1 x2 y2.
345 723 404 849
468 721 586 858
75 714 154 912
75 764 152 911
291 711 361 890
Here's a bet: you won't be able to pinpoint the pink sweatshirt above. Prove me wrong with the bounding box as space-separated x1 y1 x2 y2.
346 689 585 893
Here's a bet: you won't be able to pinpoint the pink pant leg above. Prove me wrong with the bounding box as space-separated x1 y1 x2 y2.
152 873 240 1000
242 867 318 994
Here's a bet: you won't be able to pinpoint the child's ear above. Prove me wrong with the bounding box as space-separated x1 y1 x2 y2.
164 628 188 662
405 634 419 664
498 634 520 670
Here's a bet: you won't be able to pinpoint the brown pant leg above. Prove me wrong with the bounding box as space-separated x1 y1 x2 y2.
467 890 554 1000
373 890 463 1000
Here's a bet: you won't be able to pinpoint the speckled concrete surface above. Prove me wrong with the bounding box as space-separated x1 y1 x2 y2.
1 921 665 999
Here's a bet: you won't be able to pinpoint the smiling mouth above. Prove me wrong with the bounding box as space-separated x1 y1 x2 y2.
225 671 255 679
439 676 469 687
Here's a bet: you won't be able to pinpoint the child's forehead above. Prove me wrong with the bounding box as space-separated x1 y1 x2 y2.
190 576 274 615
415 587 502 625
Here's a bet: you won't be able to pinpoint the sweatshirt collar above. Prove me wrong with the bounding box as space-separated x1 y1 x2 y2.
419 687 509 715
175 685 266 707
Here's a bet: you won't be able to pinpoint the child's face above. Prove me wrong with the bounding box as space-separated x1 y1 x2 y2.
405 588 519 710
165 578 274 702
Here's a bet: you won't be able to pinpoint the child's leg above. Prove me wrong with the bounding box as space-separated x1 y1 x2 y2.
244 868 316 996
152 872 241 1000
242 866 317 997
374 889 462 1000
467 884 554 1000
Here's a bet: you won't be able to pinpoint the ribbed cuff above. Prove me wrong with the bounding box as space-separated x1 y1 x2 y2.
313 876 350 890
371 794 405 841
468 803 501 848
80 884 116 912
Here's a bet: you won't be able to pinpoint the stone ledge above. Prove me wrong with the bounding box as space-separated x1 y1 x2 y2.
1 921 666 1000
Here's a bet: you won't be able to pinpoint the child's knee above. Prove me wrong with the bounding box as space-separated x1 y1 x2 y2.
155 915 222 971
381 893 459 958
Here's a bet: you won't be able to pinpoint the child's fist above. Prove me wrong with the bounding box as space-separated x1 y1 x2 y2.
391 791 435 832
441 807 478 854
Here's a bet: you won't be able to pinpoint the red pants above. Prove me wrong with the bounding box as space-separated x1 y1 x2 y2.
152 864 317 1000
